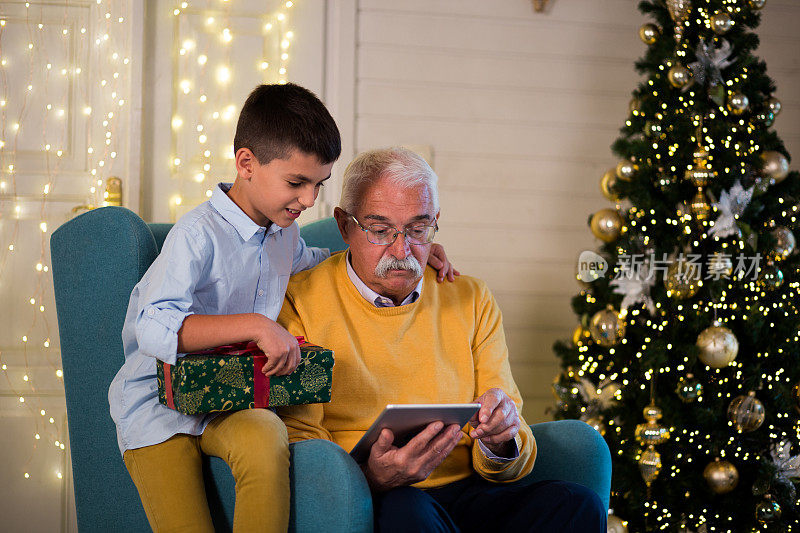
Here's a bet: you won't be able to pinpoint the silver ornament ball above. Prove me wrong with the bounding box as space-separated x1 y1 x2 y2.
761 151 790 183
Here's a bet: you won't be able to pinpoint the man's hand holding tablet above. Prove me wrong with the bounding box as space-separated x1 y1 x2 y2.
350 403 480 492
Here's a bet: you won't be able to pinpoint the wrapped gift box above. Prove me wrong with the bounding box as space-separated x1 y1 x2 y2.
157 337 333 415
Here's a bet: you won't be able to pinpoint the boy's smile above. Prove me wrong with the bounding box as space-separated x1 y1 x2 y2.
228 149 334 228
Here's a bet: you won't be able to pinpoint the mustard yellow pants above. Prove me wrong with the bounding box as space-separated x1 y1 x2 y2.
123 409 290 533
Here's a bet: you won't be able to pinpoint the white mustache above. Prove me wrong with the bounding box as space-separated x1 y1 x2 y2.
374 255 423 278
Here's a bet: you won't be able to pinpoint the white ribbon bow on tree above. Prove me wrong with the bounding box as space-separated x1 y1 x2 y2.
610 261 657 315
710 181 754 238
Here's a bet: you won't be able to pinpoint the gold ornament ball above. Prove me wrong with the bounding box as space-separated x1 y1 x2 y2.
757 263 784 290
589 307 626 347
639 23 661 45
769 227 796 261
590 209 623 243
616 160 638 182
665 259 701 299
639 445 662 486
572 324 592 346
793 382 800 414
676 374 703 402
761 151 790 183
636 403 670 446
756 498 782 523
696 325 739 368
768 97 782 117
704 459 739 494
601 168 621 201
629 97 642 116
711 11 734 34
727 392 765 433
607 514 628 533
668 64 691 88
749 0 767 10
581 414 606 436
727 92 750 115
690 188 713 221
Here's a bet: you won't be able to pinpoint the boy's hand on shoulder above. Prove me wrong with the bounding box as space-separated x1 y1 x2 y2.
428 243 460 283
252 316 301 376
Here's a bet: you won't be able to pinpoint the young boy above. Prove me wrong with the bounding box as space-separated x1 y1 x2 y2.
109 83 457 532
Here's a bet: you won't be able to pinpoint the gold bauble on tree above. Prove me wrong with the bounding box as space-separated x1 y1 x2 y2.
629 97 642 116
711 11 734 34
600 168 621 202
664 258 701 299
590 208 623 243
639 445 662 486
639 23 661 45
757 262 784 290
589 306 626 347
756 497 782 523
666 0 692 42
685 143 714 186
727 92 750 115
668 64 691 88
676 374 703 402
616 160 638 182
572 324 592 346
768 97 781 117
690 188 713 221
728 391 765 433
703 459 739 494
761 151 790 183
749 0 766 10
696 324 739 368
635 403 670 445
769 227 796 261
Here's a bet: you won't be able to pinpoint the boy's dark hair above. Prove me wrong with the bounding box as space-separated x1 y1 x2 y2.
234 83 341 165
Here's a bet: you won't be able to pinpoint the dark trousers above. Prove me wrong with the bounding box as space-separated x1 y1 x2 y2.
372 475 606 533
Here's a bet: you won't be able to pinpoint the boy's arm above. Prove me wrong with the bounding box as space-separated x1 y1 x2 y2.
291 229 330 274
177 314 301 376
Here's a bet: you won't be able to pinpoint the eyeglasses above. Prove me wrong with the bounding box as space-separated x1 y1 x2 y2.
348 214 438 246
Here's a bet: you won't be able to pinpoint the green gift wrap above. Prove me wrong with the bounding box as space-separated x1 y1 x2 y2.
157 337 333 415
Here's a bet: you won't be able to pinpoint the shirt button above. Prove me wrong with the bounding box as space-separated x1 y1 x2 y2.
147 308 155 316
258 289 265 296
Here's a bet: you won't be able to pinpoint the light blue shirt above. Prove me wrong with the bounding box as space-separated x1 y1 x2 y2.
343 253 517 462
108 183 330 455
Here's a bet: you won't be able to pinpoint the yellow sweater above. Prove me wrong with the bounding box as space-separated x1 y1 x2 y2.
276 252 536 488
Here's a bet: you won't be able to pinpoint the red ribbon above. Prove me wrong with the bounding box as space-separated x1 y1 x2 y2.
164 363 175 409
165 336 307 411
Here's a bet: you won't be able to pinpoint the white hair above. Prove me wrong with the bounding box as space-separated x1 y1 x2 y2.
339 147 439 215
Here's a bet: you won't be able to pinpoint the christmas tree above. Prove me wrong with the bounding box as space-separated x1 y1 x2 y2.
552 1 800 531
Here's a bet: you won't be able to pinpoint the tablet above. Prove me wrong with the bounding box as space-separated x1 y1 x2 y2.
349 403 481 463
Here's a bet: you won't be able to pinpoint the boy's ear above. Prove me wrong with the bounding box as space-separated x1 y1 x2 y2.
234 148 256 180
333 207 350 243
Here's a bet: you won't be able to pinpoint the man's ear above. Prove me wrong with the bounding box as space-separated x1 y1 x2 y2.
333 207 350 243
234 148 256 180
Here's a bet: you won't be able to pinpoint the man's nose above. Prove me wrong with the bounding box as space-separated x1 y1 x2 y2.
388 231 411 258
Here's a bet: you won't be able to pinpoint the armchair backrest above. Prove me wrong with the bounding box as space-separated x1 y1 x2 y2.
51 207 157 531
51 207 347 531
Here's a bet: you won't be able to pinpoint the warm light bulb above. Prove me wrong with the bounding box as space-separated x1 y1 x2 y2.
216 66 231 84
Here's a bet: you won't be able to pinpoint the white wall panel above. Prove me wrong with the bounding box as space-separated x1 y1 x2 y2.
352 0 800 423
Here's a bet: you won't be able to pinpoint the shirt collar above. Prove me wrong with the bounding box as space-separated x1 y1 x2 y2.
345 251 423 307
210 183 283 241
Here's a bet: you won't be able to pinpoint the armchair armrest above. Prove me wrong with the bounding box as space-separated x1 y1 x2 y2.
523 420 611 511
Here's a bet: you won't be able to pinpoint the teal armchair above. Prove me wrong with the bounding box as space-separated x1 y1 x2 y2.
51 206 611 532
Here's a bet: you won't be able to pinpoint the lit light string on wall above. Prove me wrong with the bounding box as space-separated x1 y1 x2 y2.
0 0 131 481
168 0 296 220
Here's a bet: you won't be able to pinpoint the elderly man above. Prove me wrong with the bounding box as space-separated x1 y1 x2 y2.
277 147 605 532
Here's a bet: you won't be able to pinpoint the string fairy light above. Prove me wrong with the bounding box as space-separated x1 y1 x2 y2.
0 0 133 482
168 0 297 221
